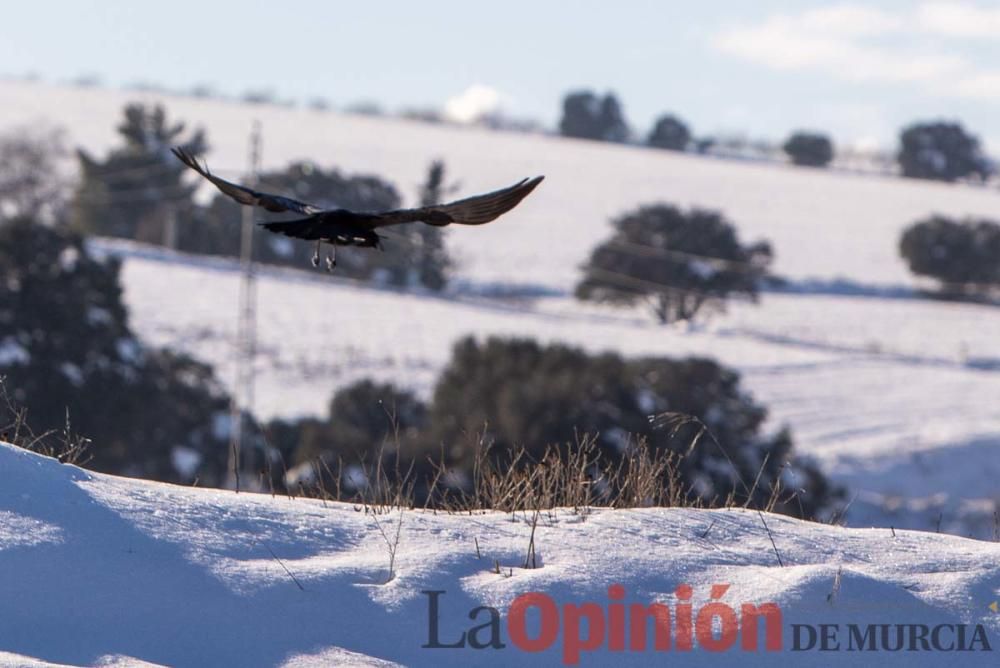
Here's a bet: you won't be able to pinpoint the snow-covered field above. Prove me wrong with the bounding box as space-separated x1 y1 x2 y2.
3 80 1000 667
111 244 1000 538
2 442 999 667
5 80 1000 291
3 83 1000 535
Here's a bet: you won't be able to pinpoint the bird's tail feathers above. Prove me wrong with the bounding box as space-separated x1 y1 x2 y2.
257 216 322 239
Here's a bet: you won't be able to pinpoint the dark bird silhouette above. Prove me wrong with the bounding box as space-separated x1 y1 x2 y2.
172 147 544 271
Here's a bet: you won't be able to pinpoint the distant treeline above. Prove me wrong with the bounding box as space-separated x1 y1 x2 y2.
557 89 996 182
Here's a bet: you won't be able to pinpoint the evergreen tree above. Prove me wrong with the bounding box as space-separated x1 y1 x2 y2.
559 90 629 142
72 103 206 242
576 205 772 323
782 131 834 167
270 339 845 519
899 215 1000 297
428 337 842 519
648 114 691 151
405 160 455 290
290 380 427 466
897 121 991 182
194 161 420 284
0 218 230 483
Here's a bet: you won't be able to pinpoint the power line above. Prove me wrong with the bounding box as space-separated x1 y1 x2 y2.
77 154 244 180
78 158 183 180
73 189 194 205
580 265 757 304
601 238 770 275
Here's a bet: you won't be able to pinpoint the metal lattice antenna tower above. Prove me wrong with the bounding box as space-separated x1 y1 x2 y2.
228 121 261 491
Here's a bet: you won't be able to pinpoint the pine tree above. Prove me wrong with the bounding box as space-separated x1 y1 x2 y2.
559 90 630 142
0 217 230 483
406 160 454 290
72 103 206 242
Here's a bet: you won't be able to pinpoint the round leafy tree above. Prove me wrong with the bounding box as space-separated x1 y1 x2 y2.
194 159 453 291
428 337 843 520
782 131 834 167
648 114 691 152
899 215 1000 297
897 121 992 182
576 204 773 323
289 380 427 467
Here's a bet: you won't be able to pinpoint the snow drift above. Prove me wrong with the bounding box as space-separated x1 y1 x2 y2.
1 442 998 666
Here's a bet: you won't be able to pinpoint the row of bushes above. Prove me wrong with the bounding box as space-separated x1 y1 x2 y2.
558 89 995 182
265 337 843 519
4 105 996 334
6 104 998 329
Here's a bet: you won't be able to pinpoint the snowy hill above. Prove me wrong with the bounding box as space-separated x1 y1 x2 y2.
3 81 1000 538
108 240 1000 540
4 79 1000 291
1 441 998 667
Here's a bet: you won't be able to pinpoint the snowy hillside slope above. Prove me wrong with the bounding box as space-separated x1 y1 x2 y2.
4 80 1000 291
108 241 1000 538
4 81 999 537
1 441 999 667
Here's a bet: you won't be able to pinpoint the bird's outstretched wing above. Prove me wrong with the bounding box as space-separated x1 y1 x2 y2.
371 176 544 228
171 147 322 215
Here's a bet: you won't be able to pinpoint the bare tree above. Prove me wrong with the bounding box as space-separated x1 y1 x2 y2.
0 126 68 223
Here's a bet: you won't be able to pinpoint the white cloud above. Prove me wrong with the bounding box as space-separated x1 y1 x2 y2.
443 84 502 123
951 71 1000 99
917 2 1000 38
713 19 963 84
792 5 905 36
710 3 1000 101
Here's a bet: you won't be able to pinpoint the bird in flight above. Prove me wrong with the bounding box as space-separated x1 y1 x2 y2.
172 148 544 271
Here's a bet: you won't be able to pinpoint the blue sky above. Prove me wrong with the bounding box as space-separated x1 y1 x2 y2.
4 1 1000 151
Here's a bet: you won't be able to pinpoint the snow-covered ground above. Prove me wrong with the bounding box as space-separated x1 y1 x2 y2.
2 441 999 667
3 82 1000 534
4 79 1000 291
107 240 1000 539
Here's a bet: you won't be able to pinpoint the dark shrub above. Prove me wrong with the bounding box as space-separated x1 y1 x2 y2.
0 218 230 483
897 121 992 182
648 114 691 152
559 90 629 143
428 337 842 519
900 215 1000 297
782 131 834 167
